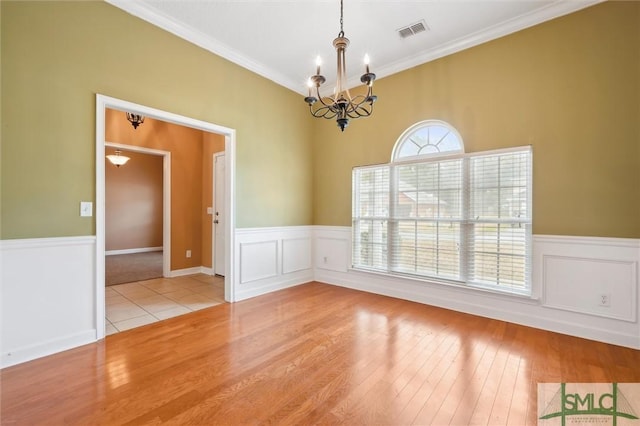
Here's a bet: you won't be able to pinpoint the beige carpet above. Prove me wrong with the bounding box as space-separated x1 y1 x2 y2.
105 251 163 286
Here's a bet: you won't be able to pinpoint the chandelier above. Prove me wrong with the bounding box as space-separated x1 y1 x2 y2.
126 112 145 129
304 0 377 132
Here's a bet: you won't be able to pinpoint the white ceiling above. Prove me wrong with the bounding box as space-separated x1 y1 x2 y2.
107 0 602 95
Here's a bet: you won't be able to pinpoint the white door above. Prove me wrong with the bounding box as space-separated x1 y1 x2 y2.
213 153 225 276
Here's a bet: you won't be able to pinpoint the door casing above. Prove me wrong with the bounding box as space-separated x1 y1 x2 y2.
95 94 236 340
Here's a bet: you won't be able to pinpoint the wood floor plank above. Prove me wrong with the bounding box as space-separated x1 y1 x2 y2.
2 281 640 425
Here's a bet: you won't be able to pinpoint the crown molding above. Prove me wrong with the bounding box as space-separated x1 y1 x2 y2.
363 0 605 87
105 0 299 93
107 0 605 96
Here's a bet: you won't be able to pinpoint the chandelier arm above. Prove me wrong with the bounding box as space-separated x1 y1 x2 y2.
347 106 373 119
310 104 338 119
348 94 369 104
316 94 338 109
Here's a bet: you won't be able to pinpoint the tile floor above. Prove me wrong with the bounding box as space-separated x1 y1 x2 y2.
106 274 225 335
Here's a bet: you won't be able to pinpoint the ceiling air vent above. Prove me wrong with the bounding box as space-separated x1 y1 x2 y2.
397 20 428 39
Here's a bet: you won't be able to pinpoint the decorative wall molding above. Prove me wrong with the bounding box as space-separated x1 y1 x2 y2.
1 236 98 368
313 226 640 349
240 240 278 284
106 0 604 95
542 255 636 322
3 227 638 368
234 227 314 301
0 235 96 249
282 237 312 274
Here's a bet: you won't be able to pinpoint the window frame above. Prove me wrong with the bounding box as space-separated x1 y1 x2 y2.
352 120 532 297
391 119 465 162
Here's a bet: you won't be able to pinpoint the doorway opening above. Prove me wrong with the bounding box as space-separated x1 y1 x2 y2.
105 143 170 283
96 94 236 339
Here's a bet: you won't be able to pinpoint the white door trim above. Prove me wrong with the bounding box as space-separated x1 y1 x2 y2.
96 94 237 340
105 142 171 278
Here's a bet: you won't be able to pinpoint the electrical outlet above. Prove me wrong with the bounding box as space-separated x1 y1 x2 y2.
599 293 610 307
186 250 192 258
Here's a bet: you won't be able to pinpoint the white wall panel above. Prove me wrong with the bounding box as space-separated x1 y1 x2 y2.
282 238 311 274
315 238 349 272
1 237 97 368
234 227 314 301
239 240 278 284
314 227 351 272
543 255 636 321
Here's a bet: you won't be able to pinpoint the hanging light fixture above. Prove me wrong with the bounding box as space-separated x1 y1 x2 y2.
126 112 145 129
106 150 130 167
304 0 377 132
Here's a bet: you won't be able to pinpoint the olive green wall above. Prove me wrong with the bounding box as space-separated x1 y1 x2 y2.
3 2 639 241
0 1 313 239
312 1 640 238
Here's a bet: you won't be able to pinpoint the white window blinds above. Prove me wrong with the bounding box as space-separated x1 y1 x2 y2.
391 159 463 280
352 147 532 296
467 150 532 293
352 166 389 271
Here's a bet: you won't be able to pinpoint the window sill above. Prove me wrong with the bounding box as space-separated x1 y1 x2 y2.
348 266 539 303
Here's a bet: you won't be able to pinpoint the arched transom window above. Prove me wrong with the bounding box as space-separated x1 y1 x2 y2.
392 120 464 162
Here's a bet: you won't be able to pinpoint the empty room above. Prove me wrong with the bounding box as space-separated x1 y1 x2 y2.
1 0 639 424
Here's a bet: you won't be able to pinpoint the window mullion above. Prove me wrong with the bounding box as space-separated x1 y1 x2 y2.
461 157 470 283
388 165 397 273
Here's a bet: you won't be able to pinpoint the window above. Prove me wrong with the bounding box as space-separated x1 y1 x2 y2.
352 120 532 295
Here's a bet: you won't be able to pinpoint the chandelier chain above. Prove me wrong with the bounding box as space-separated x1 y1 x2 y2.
339 0 344 37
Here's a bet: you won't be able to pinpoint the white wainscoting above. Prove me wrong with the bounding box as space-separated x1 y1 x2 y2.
234 227 314 301
313 226 640 349
2 228 637 368
1 237 98 368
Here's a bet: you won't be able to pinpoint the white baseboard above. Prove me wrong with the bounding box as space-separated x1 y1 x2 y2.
168 267 204 277
235 271 313 301
106 246 163 256
1 330 96 369
167 266 217 277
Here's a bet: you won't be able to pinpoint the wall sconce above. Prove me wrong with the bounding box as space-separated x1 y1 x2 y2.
106 150 130 167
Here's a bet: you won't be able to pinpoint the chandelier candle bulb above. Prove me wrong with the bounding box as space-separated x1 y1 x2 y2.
364 54 370 73
315 56 321 75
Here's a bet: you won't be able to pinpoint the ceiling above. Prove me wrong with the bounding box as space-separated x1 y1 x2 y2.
107 0 602 95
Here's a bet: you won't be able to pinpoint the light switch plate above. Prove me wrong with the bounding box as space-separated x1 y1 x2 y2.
80 201 93 217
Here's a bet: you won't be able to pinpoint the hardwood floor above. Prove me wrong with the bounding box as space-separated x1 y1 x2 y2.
2 282 639 425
